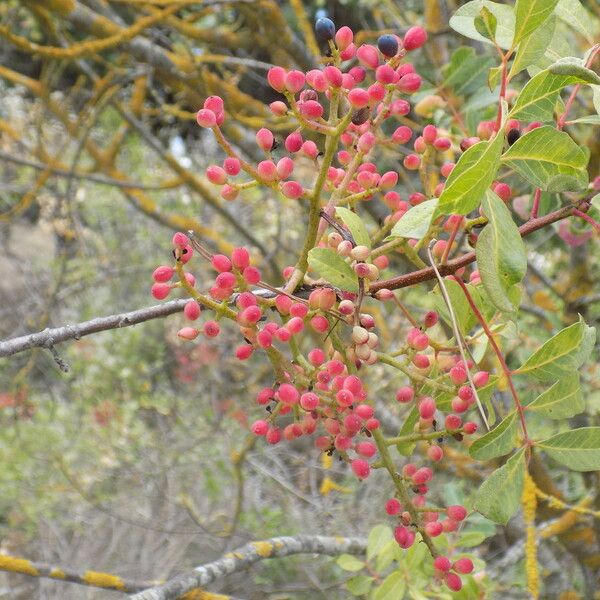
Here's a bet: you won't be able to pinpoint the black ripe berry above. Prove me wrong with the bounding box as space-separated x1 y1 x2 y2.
507 128 521 146
377 34 399 57
315 18 336 41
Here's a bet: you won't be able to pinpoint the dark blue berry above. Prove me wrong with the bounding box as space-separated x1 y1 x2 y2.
377 34 399 57
315 18 336 41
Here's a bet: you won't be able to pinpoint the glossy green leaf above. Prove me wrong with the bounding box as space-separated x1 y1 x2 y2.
373 571 406 600
347 575 374 596
513 0 558 44
367 524 393 561
476 191 527 313
527 374 584 418
307 248 359 293
474 6 498 41
555 0 599 43
396 406 419 456
516 316 596 381
450 1 515 49
436 133 503 216
509 16 555 78
336 207 371 249
337 554 365 572
501 126 588 192
389 199 438 240
445 47 495 97
510 63 600 122
473 448 526 524
470 412 518 460
537 428 600 471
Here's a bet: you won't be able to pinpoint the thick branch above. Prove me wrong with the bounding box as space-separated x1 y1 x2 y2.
0 300 187 358
129 535 367 600
370 201 590 293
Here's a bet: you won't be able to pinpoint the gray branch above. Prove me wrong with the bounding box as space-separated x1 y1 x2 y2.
129 535 367 600
0 300 188 358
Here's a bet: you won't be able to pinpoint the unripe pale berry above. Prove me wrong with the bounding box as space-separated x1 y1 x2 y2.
177 327 199 340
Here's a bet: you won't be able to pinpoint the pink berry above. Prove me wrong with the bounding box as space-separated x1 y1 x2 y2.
177 327 199 340
394 526 415 549
206 165 227 185
203 320 220 337
285 70 305 93
392 125 413 144
423 310 438 328
311 315 329 333
300 392 319 411
348 88 370 109
267 66 286 92
172 232 189 248
418 397 436 419
152 265 174 283
251 419 269 436
243 266 261 285
447 505 467 521
356 44 379 69
434 556 451 572
355 441 377 458
278 383 299 405
425 521 443 537
403 153 421 170
151 283 171 300
427 445 443 462
445 414 462 430
403 26 428 51
412 467 433 484
445 573 462 592
281 181 304 199
464 421 478 434
335 26 353 50
196 108 216 128
385 498 402 516
397 73 422 93
265 427 281 445
396 386 414 403
183 300 201 321
453 558 474 574
423 124 437 144
231 247 250 270
351 459 370 479
211 254 232 272
256 128 274 152
451 396 469 413
473 371 490 387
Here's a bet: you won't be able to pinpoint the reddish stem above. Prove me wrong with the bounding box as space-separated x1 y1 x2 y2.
454 277 529 444
573 209 600 232
530 188 541 220
440 217 462 264
371 200 590 293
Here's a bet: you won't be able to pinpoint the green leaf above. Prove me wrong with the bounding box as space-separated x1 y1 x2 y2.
568 115 600 125
470 412 518 460
337 554 365 572
474 6 498 41
537 427 600 471
308 248 359 293
516 316 596 381
513 0 558 44
476 191 527 313
396 406 419 456
509 16 555 79
445 47 495 97
548 57 600 83
450 1 515 49
593 86 600 115
501 126 588 192
347 575 374 596
488 65 502 91
555 0 599 43
373 571 406 600
375 540 399 573
367 525 393 561
336 207 371 249
527 374 584 419
473 448 526 524
389 199 438 240
432 279 496 336
510 63 600 122
435 133 503 216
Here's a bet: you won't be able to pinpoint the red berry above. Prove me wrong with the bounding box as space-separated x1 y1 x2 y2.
385 498 401 515
445 572 462 592
251 420 269 435
151 283 171 300
453 557 474 574
351 458 370 479
183 300 201 320
203 320 220 337
447 505 467 521
403 26 428 51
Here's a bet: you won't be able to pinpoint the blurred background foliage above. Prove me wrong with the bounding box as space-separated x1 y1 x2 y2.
0 0 599 598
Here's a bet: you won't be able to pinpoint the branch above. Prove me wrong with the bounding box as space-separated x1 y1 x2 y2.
129 535 367 600
370 200 590 293
0 553 244 598
0 300 187 358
